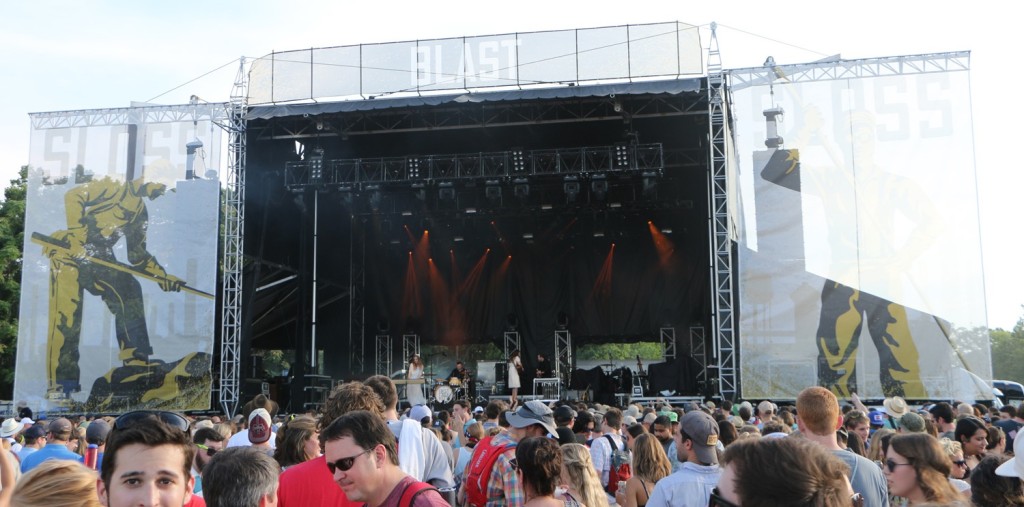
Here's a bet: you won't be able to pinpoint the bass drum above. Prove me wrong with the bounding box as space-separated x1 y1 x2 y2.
433 384 454 404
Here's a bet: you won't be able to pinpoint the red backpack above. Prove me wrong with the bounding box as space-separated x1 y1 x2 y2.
463 435 516 507
603 435 632 495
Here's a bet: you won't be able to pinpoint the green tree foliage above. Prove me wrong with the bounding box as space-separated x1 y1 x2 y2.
576 342 663 361
991 315 1024 383
0 167 28 397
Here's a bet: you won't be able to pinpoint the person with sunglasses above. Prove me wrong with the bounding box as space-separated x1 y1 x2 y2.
884 433 964 505
938 437 971 494
191 427 226 498
277 382 378 507
324 410 448 507
97 410 205 507
795 387 889 507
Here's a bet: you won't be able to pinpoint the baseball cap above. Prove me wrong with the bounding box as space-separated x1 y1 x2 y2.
506 400 558 435
657 410 678 423
47 418 73 438
85 419 111 444
642 412 658 424
679 411 719 465
554 405 577 423
473 406 484 414
248 408 272 444
899 412 925 433
23 425 46 441
409 405 432 424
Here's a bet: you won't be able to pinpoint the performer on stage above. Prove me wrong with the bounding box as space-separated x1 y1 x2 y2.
448 361 472 400
508 350 523 407
535 354 553 378
448 361 471 382
406 354 427 406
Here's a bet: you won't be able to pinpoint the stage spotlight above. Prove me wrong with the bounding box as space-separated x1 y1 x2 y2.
642 170 658 197
309 148 325 184
506 313 519 331
439 181 455 200
511 148 526 173
407 156 421 180
454 236 464 242
591 174 608 200
513 178 529 198
485 180 502 200
563 175 580 203
614 144 630 168
556 312 569 330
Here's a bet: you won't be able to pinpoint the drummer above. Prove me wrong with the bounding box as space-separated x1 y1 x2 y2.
448 361 472 398
448 361 471 383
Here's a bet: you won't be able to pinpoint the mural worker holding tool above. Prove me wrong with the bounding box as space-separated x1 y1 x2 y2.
33 159 213 401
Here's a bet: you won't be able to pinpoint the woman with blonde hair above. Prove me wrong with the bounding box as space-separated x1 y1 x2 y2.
560 443 610 507
9 459 102 507
885 433 964 505
867 427 895 464
273 415 320 470
615 433 671 507
937 437 971 493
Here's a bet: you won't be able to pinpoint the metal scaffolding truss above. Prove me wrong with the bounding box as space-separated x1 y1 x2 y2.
707 24 737 401
402 335 421 365
728 51 970 91
375 334 392 376
554 330 573 385
250 93 706 140
659 327 676 360
284 144 664 190
219 59 248 417
689 326 707 383
348 217 366 374
30 102 229 130
503 332 521 362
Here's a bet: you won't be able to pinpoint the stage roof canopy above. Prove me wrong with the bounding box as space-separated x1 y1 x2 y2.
247 21 704 106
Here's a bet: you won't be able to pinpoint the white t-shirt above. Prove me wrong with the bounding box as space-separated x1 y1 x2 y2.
226 428 277 448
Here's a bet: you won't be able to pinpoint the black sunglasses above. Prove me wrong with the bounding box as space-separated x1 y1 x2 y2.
196 443 217 457
114 411 189 433
709 488 739 507
885 459 914 473
326 449 373 474
952 459 968 468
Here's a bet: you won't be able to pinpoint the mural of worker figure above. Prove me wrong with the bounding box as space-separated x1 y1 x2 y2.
40 161 184 399
795 109 939 399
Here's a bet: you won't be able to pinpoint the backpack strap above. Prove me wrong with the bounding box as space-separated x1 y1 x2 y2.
399 479 438 507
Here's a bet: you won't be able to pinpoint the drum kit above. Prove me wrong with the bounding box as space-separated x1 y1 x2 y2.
427 375 468 405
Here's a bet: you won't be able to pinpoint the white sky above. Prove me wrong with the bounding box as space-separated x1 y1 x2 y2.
2 0 1020 328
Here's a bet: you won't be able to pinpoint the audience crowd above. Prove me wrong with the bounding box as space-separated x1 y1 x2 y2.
0 384 1022 507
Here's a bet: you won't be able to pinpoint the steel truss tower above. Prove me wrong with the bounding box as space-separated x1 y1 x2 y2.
707 24 737 401
220 58 248 416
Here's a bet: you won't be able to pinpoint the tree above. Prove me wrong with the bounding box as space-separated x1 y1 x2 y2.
991 315 1024 384
0 167 27 397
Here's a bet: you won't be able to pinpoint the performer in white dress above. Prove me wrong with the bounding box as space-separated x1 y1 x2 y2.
407 354 427 407
508 350 523 407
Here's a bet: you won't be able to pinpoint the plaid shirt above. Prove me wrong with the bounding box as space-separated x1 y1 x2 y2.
483 432 524 507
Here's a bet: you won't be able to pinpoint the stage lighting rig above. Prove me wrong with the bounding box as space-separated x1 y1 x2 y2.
309 148 325 184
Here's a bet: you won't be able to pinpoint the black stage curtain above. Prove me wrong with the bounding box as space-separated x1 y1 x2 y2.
364 214 708 359
647 355 701 396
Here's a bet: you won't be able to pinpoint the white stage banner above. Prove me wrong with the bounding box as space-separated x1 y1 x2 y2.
15 114 221 412
732 66 991 400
